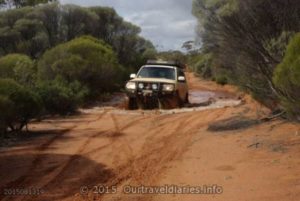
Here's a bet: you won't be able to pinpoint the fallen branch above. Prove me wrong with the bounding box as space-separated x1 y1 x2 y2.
259 111 286 122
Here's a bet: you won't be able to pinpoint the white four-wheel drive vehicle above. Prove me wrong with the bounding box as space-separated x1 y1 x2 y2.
125 60 189 109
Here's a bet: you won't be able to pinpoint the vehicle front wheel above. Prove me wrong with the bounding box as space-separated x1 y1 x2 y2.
158 99 165 110
185 93 189 104
137 98 145 110
175 92 183 108
128 97 137 110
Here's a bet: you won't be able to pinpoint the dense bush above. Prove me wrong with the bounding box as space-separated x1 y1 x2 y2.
191 53 213 78
37 78 89 115
0 2 158 135
192 0 300 110
0 95 14 135
273 33 300 116
0 79 42 133
156 51 188 64
215 75 228 86
38 36 123 97
0 54 36 86
0 3 156 67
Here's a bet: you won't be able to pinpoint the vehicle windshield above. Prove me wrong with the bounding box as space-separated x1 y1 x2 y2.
137 67 175 80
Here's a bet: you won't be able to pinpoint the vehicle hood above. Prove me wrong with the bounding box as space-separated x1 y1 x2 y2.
130 78 176 84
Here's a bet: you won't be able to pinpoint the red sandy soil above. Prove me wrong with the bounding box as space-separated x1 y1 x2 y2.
0 73 300 201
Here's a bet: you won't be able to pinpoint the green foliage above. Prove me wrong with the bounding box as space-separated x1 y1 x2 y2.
273 33 300 116
37 78 89 115
192 0 300 110
0 79 42 132
273 33 300 87
22 0 57 7
38 36 122 97
0 54 36 86
0 95 14 134
264 32 296 62
156 51 188 64
0 3 157 121
0 3 156 68
191 54 213 78
215 75 228 85
192 0 237 24
62 5 99 41
89 6 122 43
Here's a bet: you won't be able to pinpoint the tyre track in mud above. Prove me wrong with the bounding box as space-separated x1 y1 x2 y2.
0 126 76 201
99 108 228 201
1 102 229 201
0 72 250 201
23 112 112 201
28 111 152 200
83 114 150 156
1 111 111 201
39 111 110 190
133 109 227 182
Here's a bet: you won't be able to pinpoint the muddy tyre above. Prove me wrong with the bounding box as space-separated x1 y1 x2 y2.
137 99 145 110
158 99 164 110
185 93 189 104
175 92 183 108
128 98 137 110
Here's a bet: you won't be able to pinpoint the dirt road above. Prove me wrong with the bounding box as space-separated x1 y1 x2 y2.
1 73 300 201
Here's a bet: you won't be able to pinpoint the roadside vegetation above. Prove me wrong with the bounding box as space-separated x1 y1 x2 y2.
191 0 300 119
0 1 156 136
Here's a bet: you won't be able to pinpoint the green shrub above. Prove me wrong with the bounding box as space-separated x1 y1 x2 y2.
215 75 228 85
192 54 213 78
273 33 300 116
38 36 122 98
0 95 14 135
0 79 42 132
37 78 89 115
0 54 36 87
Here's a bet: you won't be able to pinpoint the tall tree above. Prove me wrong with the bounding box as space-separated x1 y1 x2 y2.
0 3 156 67
192 0 300 107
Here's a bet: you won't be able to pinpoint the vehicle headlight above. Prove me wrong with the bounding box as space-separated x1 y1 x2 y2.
152 84 158 90
138 83 144 89
162 84 175 91
126 82 136 90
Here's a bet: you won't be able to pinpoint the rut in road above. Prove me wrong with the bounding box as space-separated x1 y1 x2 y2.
40 112 111 192
94 109 228 201
1 111 110 201
84 113 150 156
15 110 154 201
45 112 156 200
0 126 77 201
3 72 297 201
0 94 230 200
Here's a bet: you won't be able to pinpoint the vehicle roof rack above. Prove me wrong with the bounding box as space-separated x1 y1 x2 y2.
146 60 185 69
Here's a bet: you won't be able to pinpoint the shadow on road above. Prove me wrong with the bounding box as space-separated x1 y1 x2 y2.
0 153 114 201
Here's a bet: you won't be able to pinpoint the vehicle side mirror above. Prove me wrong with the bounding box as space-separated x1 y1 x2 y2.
178 76 186 82
130 74 137 79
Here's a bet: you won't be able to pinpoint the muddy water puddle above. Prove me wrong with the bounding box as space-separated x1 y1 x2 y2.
189 90 236 103
189 90 215 104
81 90 241 115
